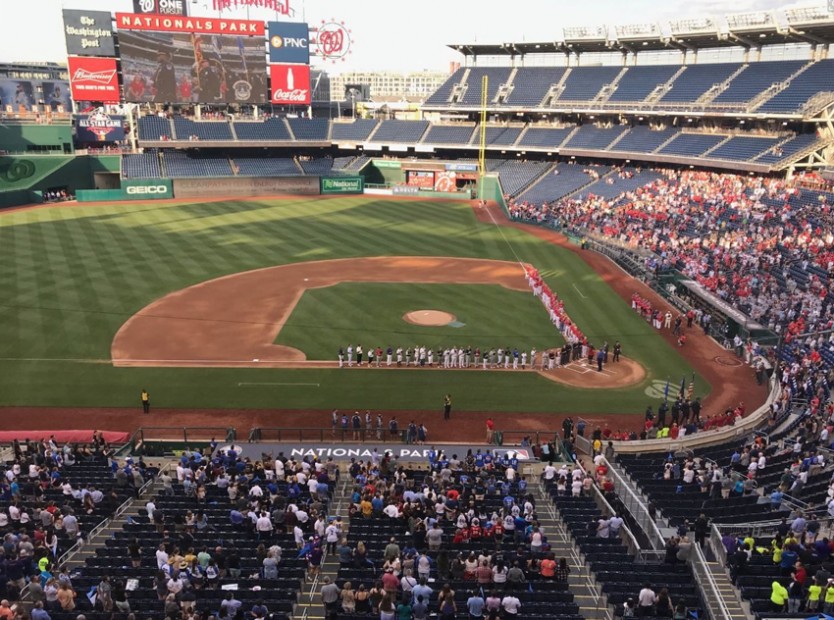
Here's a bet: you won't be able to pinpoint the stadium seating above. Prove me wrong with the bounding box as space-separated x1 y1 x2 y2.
493 160 551 196
712 60 807 104
287 118 330 141
122 153 162 179
575 168 662 199
460 67 513 105
234 157 300 176
517 127 575 149
753 133 818 164
505 68 569 106
370 120 429 143
607 126 679 153
298 157 333 175
706 135 781 161
656 133 726 156
660 63 741 103
331 119 380 142
172 118 233 141
557 66 622 102
232 118 292 141
756 59 834 113
422 124 477 145
424 68 466 106
162 151 233 177
608 66 679 102
563 125 628 150
477 125 525 147
138 116 173 141
516 164 608 204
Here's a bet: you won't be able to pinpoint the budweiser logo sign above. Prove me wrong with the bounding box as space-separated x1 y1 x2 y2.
272 89 309 102
72 68 117 84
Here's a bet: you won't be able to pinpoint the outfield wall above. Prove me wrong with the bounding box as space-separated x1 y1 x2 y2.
173 176 320 198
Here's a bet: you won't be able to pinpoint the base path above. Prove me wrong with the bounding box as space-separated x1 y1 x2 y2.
112 256 529 369
473 200 768 417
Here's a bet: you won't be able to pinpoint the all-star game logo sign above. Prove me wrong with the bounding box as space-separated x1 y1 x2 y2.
314 20 352 63
77 112 125 143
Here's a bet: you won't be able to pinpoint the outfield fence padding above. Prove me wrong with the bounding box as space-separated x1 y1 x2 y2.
172 176 319 198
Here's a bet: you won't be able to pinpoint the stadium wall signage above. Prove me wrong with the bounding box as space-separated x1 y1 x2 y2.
76 113 126 142
268 22 310 64
216 443 533 462
172 176 318 198
270 64 311 105
63 9 116 57
67 57 120 103
133 0 189 15
320 176 364 194
115 12 265 35
122 179 173 198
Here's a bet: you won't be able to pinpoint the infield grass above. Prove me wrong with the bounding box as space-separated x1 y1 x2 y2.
0 196 707 413
276 283 565 359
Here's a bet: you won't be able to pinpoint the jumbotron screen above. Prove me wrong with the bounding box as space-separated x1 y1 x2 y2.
119 30 267 104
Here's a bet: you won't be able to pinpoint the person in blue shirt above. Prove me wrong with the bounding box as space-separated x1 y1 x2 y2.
517 477 527 493
484 452 494 468
30 601 50 620
371 494 384 515
510 455 519 470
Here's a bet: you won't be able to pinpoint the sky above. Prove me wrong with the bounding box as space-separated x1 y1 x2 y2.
0 0 820 74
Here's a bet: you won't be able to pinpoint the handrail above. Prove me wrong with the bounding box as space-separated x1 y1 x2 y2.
601 457 666 550
590 482 644 560
691 539 734 620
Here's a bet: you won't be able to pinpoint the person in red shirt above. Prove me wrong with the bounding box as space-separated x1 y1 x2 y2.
540 554 556 578
486 418 495 444
381 569 399 593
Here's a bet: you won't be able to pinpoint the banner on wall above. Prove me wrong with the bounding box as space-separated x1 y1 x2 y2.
115 13 264 35
0 78 71 112
133 0 189 15
67 57 120 103
269 64 310 105
63 9 116 57
268 22 309 64
76 113 126 142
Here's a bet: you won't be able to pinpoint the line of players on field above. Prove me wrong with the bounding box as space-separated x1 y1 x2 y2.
338 342 622 369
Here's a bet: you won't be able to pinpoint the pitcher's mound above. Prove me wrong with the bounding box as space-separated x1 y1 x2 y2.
403 310 456 327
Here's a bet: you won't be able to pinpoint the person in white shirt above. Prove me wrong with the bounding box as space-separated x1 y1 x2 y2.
501 595 522 616
256 512 273 538
682 467 696 484
274 460 285 480
325 521 341 554
293 525 304 548
249 484 263 498
543 464 557 481
156 544 169 569
637 584 656 615
597 517 610 538
608 514 624 538
571 479 583 497
757 455 766 470
383 504 401 519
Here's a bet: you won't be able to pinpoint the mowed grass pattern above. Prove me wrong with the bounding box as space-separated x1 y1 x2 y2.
0 197 705 412
276 283 565 359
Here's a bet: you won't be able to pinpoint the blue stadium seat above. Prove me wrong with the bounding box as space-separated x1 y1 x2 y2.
607 126 679 153
425 68 466 105
712 60 807 104
422 124 476 145
371 120 429 143
172 117 233 141
122 153 162 179
331 120 379 142
757 59 834 113
656 133 726 156
505 67 568 106
233 118 292 141
287 118 330 141
563 125 628 150
137 116 173 141
660 63 741 103
460 68 513 105
608 65 678 102
162 151 233 177
234 157 301 176
556 66 622 101
517 127 575 149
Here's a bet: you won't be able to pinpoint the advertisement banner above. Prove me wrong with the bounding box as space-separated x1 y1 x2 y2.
434 170 457 192
116 13 264 35
0 79 71 112
63 9 116 57
320 176 363 194
120 30 267 104
133 0 189 15
67 57 120 103
122 178 173 198
269 64 310 105
268 22 309 64
373 160 401 169
173 176 319 198
76 113 126 142
407 170 434 189
392 185 419 196
445 162 478 172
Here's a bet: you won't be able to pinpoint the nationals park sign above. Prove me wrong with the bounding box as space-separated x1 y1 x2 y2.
115 12 265 35
216 443 534 462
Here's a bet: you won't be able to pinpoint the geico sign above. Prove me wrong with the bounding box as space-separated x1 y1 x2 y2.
126 185 168 195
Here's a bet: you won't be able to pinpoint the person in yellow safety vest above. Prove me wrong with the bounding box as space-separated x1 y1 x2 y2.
770 579 788 612
824 580 834 614
807 581 822 612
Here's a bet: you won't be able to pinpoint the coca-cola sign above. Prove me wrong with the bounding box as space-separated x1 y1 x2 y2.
270 64 310 105
67 57 120 103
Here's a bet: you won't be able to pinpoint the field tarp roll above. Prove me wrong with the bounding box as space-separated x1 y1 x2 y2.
173 176 320 198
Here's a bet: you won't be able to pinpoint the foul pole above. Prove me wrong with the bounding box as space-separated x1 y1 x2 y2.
478 75 488 200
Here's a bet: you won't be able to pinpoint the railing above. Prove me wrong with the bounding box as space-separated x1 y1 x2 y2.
131 427 236 446
589 482 647 561
538 480 612 620
691 540 734 620
602 457 666 550
249 427 408 443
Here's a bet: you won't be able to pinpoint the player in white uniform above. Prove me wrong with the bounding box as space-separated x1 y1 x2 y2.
347 344 354 367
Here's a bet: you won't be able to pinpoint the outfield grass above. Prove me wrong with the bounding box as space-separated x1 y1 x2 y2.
276 283 565 359
0 197 707 412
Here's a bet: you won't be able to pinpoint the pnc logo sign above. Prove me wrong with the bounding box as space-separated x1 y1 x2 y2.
126 185 169 195
268 21 310 63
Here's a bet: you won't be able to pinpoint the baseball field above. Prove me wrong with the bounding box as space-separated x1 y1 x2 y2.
0 195 718 416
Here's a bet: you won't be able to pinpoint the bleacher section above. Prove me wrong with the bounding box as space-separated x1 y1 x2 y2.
370 120 429 143
518 127 574 149
563 125 627 150
753 133 818 164
757 59 834 113
122 153 162 179
162 151 233 177
460 67 513 105
712 60 806 104
656 133 726 156
557 66 622 101
575 168 662 199
505 67 568 106
232 118 291 141
478 126 525 147
298 157 333 175
287 117 330 141
706 135 781 161
137 116 173 141
608 65 678 102
607 127 679 153
235 157 300 176
172 118 233 141
660 63 741 103
517 163 606 204
492 160 551 196
422 124 476 145
330 119 379 142
424 67 466 106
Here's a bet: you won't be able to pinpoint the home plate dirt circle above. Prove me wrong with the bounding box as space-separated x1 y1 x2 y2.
403 310 456 327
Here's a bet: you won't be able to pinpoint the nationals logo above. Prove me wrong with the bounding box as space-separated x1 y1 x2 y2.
270 64 310 105
314 20 352 63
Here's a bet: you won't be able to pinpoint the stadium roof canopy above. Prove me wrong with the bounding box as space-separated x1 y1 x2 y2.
449 6 834 57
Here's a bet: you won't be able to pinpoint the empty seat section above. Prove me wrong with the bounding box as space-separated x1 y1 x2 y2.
660 63 741 103
608 65 678 102
657 133 726 156
162 151 233 177
478 126 524 146
608 126 679 152
754 133 818 164
757 59 834 113
505 67 568 106
422 124 476 145
425 68 466 105
234 157 300 176
298 157 333 174
172 117 232 141
575 168 661 199
518 127 574 149
556 66 622 101
517 164 604 203
460 68 513 105
287 117 330 141
494 160 550 196
563 125 627 150
371 120 429 143
138 116 173 140
712 60 806 103
707 136 781 161
122 153 162 179
233 118 291 140
331 119 379 141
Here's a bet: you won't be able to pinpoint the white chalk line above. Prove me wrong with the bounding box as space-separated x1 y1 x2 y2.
572 283 588 299
237 382 320 387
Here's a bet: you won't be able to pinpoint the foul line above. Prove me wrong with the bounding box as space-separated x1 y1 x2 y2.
572 283 588 299
482 203 526 271
237 382 320 387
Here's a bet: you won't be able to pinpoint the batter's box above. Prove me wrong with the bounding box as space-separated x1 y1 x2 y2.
564 361 617 377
